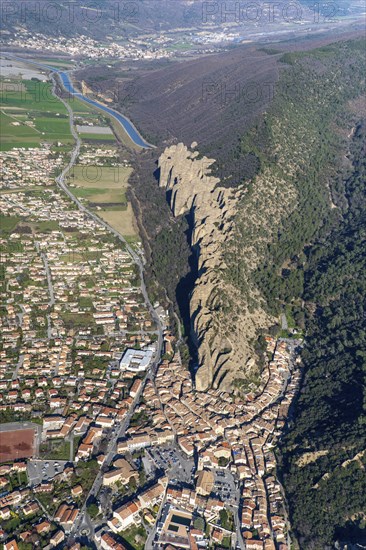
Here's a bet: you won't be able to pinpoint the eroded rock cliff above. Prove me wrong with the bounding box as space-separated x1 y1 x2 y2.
158 142 277 391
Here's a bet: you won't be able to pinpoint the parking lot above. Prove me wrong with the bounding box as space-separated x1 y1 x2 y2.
27 459 68 486
147 445 195 484
213 470 239 505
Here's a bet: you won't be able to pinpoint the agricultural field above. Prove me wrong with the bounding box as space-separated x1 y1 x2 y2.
0 110 40 149
99 205 138 237
0 77 73 150
68 163 138 237
64 95 95 115
79 132 116 142
1 61 139 239
69 164 130 188
0 214 21 235
39 58 75 69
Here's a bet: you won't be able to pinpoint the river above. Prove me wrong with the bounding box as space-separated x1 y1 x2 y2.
57 71 153 149
2 53 153 149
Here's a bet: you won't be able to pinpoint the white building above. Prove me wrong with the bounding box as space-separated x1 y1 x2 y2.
119 346 155 372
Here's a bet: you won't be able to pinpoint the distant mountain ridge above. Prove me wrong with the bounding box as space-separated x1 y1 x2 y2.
1 0 362 40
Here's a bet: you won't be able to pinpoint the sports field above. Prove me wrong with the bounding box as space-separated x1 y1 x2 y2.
0 427 36 463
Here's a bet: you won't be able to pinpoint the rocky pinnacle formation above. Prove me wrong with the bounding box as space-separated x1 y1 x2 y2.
158 143 273 392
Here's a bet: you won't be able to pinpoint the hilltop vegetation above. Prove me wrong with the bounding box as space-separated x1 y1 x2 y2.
124 44 279 183
278 116 366 549
217 38 366 546
228 39 366 313
127 36 366 545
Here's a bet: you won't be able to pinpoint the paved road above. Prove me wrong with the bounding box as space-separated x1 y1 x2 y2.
8 53 164 546
12 353 24 381
68 371 152 540
48 71 164 545
51 73 164 364
145 495 167 549
36 243 55 339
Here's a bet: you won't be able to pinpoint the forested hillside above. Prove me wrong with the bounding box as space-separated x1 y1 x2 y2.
124 44 279 183
278 117 366 549
217 38 366 546
238 40 366 314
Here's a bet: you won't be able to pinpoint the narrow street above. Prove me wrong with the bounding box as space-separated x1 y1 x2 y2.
12 354 24 381
35 241 55 339
68 372 151 542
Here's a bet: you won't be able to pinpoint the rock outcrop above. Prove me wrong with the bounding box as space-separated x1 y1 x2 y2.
158 143 275 391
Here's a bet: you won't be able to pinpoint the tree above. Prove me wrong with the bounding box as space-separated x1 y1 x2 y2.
193 516 205 531
87 502 99 519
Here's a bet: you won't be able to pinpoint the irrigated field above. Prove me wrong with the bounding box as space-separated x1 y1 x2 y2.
1 61 139 240
79 132 116 142
0 78 73 150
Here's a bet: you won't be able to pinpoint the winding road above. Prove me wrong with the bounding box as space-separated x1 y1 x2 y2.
45 63 163 542
50 73 164 363
6 53 173 548
3 60 164 539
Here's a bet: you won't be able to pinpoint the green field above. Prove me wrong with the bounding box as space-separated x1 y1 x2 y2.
60 311 95 330
0 214 21 235
31 221 60 232
0 79 73 150
38 58 75 69
72 186 126 203
59 250 103 263
167 42 194 51
67 164 135 235
0 187 41 195
39 439 71 461
119 525 147 550
0 110 41 150
79 132 116 142
2 80 68 112
64 96 95 115
69 165 130 187
34 114 72 141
